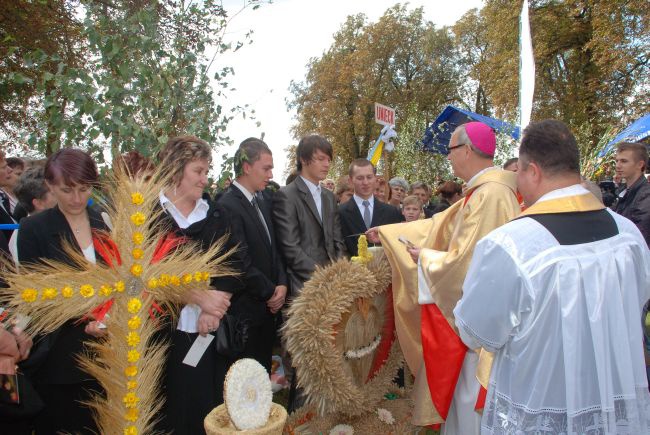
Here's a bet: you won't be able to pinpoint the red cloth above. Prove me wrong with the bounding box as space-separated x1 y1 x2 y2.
420 303 468 420
367 284 396 382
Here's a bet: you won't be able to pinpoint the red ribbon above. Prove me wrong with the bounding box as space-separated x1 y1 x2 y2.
87 232 121 323
420 303 467 420
475 385 487 412
366 284 397 382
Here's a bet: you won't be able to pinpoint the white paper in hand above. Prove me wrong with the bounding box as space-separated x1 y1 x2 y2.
182 333 214 367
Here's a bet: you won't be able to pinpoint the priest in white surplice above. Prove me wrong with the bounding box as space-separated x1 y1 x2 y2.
455 119 650 434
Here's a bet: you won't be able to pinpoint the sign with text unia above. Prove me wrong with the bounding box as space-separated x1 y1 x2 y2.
374 103 395 127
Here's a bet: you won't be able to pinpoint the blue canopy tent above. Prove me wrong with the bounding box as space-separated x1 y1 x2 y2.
597 114 650 157
422 105 520 154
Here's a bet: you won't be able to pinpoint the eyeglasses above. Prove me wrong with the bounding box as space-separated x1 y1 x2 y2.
448 143 466 152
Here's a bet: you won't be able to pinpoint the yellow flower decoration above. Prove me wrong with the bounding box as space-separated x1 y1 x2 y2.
124 426 138 435
132 248 144 260
115 281 125 292
128 316 141 330
41 287 58 300
202 271 210 281
170 275 180 286
80 284 95 298
127 380 137 390
130 212 146 226
124 365 138 377
132 232 144 245
131 192 144 205
62 286 74 298
126 332 140 347
125 407 139 422
159 274 170 286
147 278 158 289
99 285 113 297
127 349 140 363
127 298 142 314
21 288 38 303
123 392 140 408
130 263 143 277
194 271 203 282
182 273 192 284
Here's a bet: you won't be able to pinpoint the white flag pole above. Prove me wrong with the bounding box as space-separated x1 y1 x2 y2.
519 0 535 134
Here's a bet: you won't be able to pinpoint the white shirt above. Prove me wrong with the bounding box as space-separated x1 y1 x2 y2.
300 176 322 220
159 191 209 333
232 180 255 202
353 194 374 221
454 185 650 434
159 191 209 229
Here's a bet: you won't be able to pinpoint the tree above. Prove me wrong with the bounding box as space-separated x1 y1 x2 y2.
390 102 451 185
0 0 84 154
289 5 462 175
476 0 648 149
1 0 263 159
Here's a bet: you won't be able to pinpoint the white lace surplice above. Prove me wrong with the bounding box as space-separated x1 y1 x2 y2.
454 209 650 435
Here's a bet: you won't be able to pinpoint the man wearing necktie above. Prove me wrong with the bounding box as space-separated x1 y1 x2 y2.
339 158 403 256
217 138 287 373
272 134 346 412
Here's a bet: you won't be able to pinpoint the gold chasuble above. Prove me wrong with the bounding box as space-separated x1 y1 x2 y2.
378 168 520 425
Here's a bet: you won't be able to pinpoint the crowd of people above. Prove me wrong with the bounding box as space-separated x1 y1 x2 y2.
0 118 649 434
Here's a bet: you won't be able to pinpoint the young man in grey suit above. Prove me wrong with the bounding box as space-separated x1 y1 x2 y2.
273 134 347 295
272 134 346 411
339 158 403 256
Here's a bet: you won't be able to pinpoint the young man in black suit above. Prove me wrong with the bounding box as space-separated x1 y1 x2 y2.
339 158 403 256
217 138 287 373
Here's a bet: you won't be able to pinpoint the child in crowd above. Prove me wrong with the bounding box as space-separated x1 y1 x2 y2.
401 195 422 222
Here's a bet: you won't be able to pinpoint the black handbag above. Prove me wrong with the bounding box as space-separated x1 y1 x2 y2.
214 314 249 359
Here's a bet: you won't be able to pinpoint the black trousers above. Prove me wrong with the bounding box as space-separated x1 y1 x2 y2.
156 330 232 435
239 314 276 374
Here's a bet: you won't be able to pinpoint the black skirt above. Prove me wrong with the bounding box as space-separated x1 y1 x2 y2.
156 329 233 435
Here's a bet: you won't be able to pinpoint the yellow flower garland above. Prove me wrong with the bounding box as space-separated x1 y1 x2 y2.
62 286 74 298
132 232 144 245
80 284 95 298
130 264 143 277
127 316 141 330
41 287 58 300
127 298 142 314
130 212 146 226
21 288 37 302
131 192 144 205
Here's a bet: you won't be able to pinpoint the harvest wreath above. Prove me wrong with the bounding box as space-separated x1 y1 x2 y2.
282 238 416 434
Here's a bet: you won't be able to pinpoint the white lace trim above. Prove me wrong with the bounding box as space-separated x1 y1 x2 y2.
481 386 650 434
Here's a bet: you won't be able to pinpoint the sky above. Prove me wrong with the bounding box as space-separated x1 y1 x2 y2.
213 0 483 183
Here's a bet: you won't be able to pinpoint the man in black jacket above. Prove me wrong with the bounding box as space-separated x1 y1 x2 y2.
614 142 650 247
217 138 287 373
339 159 403 256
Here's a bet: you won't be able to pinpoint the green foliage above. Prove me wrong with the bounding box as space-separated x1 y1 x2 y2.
390 103 452 185
1 0 264 159
289 5 461 175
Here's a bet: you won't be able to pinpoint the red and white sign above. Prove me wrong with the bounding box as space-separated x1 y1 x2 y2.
374 103 395 127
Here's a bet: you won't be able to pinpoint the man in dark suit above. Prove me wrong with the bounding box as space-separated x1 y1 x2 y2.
217 138 287 373
340 159 403 256
273 134 346 412
273 135 346 296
